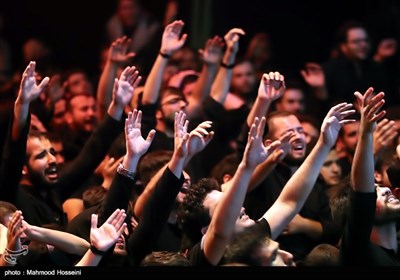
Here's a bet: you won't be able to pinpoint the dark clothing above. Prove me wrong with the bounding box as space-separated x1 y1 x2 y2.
139 96 228 183
323 54 388 105
337 156 352 179
0 114 122 227
244 163 341 261
340 190 400 266
58 123 92 162
127 167 183 265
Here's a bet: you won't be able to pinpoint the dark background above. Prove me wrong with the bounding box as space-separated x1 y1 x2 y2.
1 0 399 77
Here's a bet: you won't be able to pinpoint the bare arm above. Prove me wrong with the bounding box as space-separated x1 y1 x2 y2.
23 221 89 255
352 88 386 192
264 102 355 239
107 66 142 121
76 209 127 266
142 20 187 105
187 36 224 117
13 61 49 140
97 36 135 119
203 117 281 265
210 28 244 104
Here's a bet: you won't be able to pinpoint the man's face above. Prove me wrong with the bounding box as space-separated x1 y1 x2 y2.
375 185 400 224
157 92 188 129
276 89 305 114
51 99 66 129
67 95 98 133
231 62 257 96
26 137 58 186
202 190 255 233
340 121 360 155
259 239 295 266
176 171 191 204
343 27 370 60
270 115 306 165
65 72 93 95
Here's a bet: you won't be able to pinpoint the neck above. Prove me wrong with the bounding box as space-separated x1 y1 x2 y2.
371 222 398 252
156 122 174 138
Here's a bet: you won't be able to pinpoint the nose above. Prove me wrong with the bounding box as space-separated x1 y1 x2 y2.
47 152 56 163
277 249 295 266
179 100 188 110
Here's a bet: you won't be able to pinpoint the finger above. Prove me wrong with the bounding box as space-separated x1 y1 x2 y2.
371 110 386 123
117 223 127 237
105 209 120 225
91 214 99 230
146 129 156 144
132 76 142 89
37 77 50 90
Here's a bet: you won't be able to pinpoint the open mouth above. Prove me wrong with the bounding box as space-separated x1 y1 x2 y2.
45 165 58 180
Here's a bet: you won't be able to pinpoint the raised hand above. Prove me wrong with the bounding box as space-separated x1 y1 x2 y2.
173 111 189 158
258 72 285 102
7 211 25 253
90 209 127 252
320 102 356 147
224 28 245 55
354 87 386 133
112 66 141 108
108 36 136 64
300 62 326 88
187 121 214 158
16 61 50 105
160 20 188 55
198 36 224 65
125 110 156 158
373 118 398 156
243 117 282 169
265 131 294 163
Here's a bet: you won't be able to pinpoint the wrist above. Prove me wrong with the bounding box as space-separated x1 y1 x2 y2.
220 61 235 69
117 162 136 180
89 244 107 256
159 51 172 59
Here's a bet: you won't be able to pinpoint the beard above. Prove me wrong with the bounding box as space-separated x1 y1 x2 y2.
375 203 400 225
162 111 176 130
282 153 305 167
26 166 56 190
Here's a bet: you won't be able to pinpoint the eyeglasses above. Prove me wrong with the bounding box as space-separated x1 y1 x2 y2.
160 97 188 107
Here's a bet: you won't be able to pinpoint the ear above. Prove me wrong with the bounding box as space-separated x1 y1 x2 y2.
155 109 162 122
64 111 73 124
201 226 208 236
374 170 382 184
222 174 232 184
22 165 28 176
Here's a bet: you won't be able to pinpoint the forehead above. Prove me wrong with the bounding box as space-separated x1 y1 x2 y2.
233 62 254 74
325 149 339 161
70 95 95 105
347 28 368 40
203 190 223 215
27 137 52 154
282 88 304 100
270 115 301 134
342 121 359 134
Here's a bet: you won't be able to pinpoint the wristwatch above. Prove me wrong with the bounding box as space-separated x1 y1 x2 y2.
117 163 136 180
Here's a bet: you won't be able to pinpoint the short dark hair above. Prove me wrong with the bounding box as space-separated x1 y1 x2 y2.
223 223 271 266
0 201 17 225
140 251 191 266
178 178 220 250
336 20 367 45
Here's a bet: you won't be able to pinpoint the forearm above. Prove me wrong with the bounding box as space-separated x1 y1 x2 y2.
246 97 271 127
12 100 29 140
97 60 119 119
248 159 277 192
27 226 89 255
142 54 169 105
300 218 323 239
209 68 232 104
75 250 102 266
